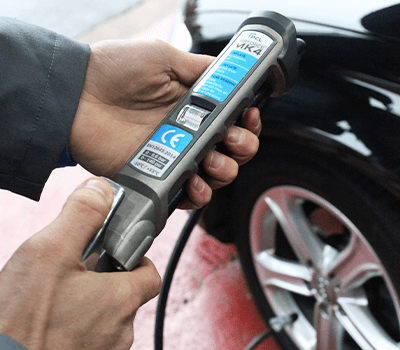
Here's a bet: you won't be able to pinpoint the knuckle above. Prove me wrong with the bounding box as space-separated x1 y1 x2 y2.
120 272 162 312
113 326 134 350
155 273 162 294
252 134 260 152
229 161 239 179
148 271 162 297
112 279 141 318
240 133 259 160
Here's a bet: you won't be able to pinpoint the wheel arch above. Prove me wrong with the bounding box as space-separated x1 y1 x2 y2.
202 119 400 245
259 121 400 200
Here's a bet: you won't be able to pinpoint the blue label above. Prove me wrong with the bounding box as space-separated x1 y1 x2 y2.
194 31 275 102
151 124 193 154
196 50 258 102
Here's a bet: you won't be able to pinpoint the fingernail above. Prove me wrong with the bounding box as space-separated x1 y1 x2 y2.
76 178 112 200
227 127 243 144
84 179 107 196
209 152 224 169
254 116 262 131
193 176 205 192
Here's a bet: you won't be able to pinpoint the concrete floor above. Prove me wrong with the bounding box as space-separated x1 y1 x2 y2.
0 1 280 349
76 0 181 44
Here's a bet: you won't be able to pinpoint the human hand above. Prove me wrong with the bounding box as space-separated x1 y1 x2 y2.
0 178 161 350
69 39 261 209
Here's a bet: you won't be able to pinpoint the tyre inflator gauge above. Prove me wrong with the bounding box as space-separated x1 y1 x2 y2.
82 11 303 272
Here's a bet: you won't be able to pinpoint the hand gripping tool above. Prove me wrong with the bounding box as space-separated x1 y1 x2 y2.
82 10 304 272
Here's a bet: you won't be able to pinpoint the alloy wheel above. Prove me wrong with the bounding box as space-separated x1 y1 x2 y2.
249 185 400 350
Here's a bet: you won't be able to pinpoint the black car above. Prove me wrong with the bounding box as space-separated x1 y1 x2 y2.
171 1 400 349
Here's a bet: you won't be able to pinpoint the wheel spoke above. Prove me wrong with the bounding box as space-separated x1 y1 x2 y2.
327 232 381 291
336 291 400 349
249 185 400 350
256 251 313 296
314 302 344 350
265 187 325 269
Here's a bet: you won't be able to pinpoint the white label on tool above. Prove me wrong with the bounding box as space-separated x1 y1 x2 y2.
193 31 275 102
130 124 193 177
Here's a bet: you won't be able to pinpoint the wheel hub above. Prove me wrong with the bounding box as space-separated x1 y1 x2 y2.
310 272 340 305
314 275 330 304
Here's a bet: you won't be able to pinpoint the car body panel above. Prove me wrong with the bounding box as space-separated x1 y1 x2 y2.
261 65 400 192
171 3 400 346
170 0 400 204
182 0 400 41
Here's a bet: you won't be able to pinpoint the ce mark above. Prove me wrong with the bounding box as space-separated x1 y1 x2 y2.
161 129 185 148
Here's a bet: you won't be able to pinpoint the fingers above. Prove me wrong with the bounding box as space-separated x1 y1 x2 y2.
179 175 212 209
201 107 261 186
240 106 263 137
36 177 114 258
224 107 261 166
122 257 162 307
181 107 261 209
179 151 238 208
202 150 238 189
98 257 161 321
180 150 238 208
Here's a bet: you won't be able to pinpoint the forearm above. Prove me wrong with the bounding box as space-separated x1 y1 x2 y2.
0 17 90 200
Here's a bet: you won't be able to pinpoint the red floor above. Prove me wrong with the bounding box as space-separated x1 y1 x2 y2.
0 16 281 350
134 209 281 350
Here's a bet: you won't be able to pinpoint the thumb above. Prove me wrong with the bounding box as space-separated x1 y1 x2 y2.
168 45 215 86
49 177 114 256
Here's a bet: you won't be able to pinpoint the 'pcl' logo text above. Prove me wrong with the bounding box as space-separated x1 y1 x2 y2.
248 33 262 42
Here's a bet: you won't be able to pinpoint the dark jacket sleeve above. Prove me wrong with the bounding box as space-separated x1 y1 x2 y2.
0 334 27 350
0 17 90 200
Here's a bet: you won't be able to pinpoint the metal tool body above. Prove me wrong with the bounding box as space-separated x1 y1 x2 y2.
83 11 301 271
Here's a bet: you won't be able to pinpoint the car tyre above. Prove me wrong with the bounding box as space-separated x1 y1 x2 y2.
233 136 400 350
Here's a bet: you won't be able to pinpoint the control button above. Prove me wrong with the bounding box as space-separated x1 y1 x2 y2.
176 105 210 131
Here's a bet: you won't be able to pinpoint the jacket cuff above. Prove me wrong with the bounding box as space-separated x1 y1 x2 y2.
56 142 77 168
0 18 90 200
0 334 27 350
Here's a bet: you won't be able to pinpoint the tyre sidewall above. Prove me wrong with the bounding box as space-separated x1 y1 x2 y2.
233 139 400 349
